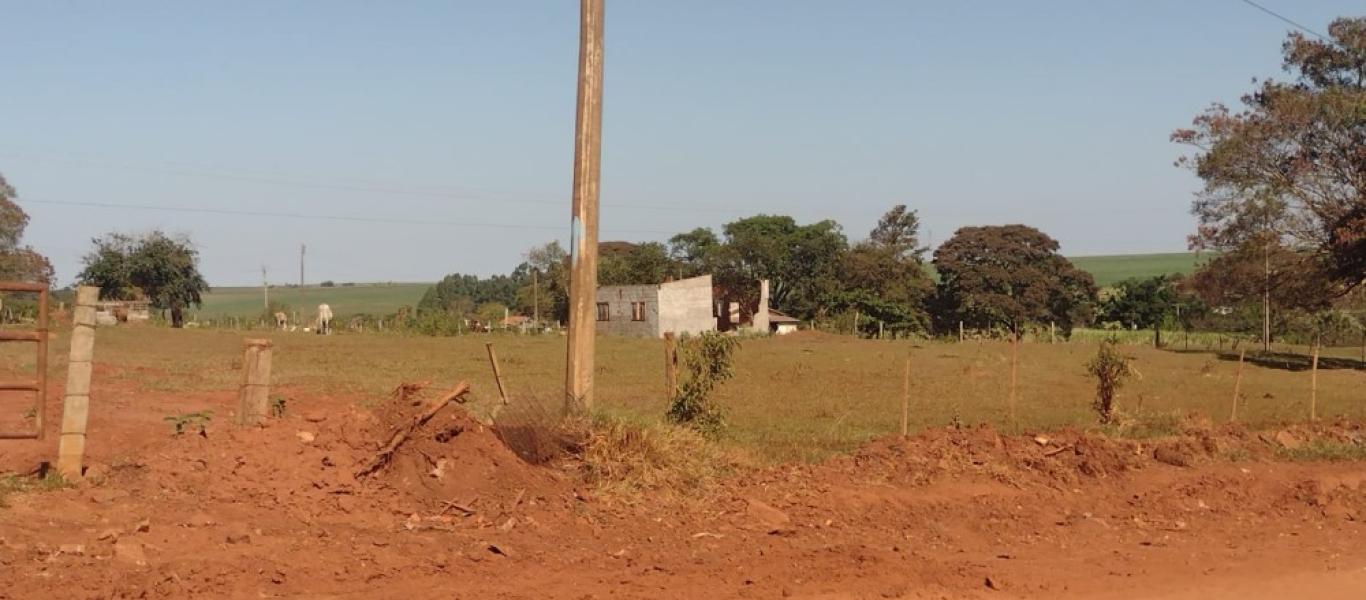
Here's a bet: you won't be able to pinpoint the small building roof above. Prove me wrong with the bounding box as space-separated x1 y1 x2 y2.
768 310 801 323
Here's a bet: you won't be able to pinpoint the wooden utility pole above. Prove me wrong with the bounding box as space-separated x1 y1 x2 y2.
57 286 99 479
486 342 509 404
237 339 273 425
564 0 606 414
663 332 679 402
262 265 269 310
532 269 540 329
1230 347 1246 422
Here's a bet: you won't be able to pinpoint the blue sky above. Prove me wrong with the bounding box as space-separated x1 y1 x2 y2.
1 1 1358 285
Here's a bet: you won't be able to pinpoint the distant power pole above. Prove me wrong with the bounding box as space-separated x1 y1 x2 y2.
262 265 269 310
299 244 307 312
533 269 540 326
564 0 605 415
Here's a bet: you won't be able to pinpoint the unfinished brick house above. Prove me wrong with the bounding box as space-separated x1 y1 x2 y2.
594 275 715 338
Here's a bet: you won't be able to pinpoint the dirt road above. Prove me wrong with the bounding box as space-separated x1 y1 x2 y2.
2 373 1364 599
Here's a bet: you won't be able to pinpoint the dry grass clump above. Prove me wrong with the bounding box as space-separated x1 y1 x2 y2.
573 415 748 503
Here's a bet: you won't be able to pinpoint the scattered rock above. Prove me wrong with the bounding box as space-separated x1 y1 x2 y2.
113 541 147 566
1153 445 1195 468
1033 436 1050 447
743 498 793 535
1274 431 1303 450
304 411 328 423
96 529 120 542
133 519 151 533
88 489 128 505
186 513 215 528
224 525 252 545
58 543 85 556
984 576 1001 591
296 431 317 444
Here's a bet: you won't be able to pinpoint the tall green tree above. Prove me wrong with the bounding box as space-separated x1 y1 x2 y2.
840 205 934 333
513 241 569 323
933 225 1096 336
1173 16 1366 293
667 227 721 279
598 241 671 285
713 215 847 319
0 173 54 284
1102 275 1182 347
78 231 208 328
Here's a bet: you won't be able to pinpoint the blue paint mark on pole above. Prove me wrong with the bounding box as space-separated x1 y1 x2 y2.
570 216 583 266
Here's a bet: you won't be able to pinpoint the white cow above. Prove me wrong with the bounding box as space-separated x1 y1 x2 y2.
316 303 333 335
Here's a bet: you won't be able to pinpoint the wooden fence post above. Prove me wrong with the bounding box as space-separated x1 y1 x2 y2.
237 339 273 426
900 355 911 439
1008 333 1019 428
57 286 99 479
1310 338 1320 422
1230 347 1246 422
958 321 964 343
1050 321 1056 344
663 332 679 402
486 342 509 405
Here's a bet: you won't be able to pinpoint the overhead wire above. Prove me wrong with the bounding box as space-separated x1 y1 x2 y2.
16 198 679 235
1234 0 1331 41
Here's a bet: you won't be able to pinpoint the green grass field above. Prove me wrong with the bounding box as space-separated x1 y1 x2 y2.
1069 252 1206 287
5 327 1360 463
197 283 429 319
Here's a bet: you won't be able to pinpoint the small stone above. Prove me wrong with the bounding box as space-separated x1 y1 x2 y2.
113 541 147 566
743 498 793 535
96 529 120 542
186 513 215 527
1033 435 1050 446
224 525 252 545
1274 431 1303 450
296 431 316 444
59 543 85 556
88 489 128 505
304 412 328 423
133 519 151 533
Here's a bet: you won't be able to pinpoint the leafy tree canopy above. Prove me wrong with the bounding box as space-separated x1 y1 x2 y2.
933 224 1096 335
1173 16 1366 292
0 173 54 284
78 230 208 327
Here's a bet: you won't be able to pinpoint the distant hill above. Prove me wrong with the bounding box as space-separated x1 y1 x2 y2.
1068 252 1207 287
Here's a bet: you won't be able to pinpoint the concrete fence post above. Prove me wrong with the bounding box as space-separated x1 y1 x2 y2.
57 286 99 479
237 339 273 426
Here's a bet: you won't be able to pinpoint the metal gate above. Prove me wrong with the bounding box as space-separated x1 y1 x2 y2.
0 282 48 440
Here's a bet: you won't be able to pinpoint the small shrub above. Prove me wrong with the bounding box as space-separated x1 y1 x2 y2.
165 410 213 436
1086 339 1134 424
666 332 740 435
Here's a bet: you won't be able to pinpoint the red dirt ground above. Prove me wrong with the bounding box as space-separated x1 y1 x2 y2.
3 365 1366 599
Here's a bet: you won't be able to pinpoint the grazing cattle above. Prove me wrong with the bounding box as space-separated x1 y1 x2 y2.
274 311 288 330
316 303 333 335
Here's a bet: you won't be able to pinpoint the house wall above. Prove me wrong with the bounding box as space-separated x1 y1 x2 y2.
595 285 660 338
658 275 715 337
